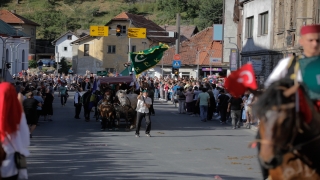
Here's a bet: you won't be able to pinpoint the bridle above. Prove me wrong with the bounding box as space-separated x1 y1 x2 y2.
253 84 320 167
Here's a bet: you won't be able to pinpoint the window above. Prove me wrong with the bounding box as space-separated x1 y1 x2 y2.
128 45 136 52
67 35 72 40
122 26 126 33
31 28 34 35
64 47 68 51
259 12 268 35
246 16 254 38
30 42 35 50
22 50 25 70
108 45 116 54
317 0 320 23
278 0 285 32
84 44 89 56
290 0 297 28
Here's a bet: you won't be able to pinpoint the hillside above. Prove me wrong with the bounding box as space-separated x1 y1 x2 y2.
0 0 223 39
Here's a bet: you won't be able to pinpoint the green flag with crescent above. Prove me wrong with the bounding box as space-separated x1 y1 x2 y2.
130 43 169 75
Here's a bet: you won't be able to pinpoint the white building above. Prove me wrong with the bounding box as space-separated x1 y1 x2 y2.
52 31 79 62
240 0 282 86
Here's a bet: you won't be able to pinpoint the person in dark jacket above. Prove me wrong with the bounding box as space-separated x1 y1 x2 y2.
82 89 92 121
23 91 41 138
217 89 229 124
147 88 155 115
207 88 216 121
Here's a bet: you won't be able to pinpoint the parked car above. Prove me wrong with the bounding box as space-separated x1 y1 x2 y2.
40 59 56 67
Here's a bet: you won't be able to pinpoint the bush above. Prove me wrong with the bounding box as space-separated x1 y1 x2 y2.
28 60 37 68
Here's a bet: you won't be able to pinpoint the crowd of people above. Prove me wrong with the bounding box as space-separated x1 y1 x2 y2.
151 76 260 129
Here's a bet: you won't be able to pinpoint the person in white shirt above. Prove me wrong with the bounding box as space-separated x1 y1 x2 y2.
135 90 152 137
74 87 83 119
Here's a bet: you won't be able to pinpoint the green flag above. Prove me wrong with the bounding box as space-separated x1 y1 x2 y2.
130 43 169 75
299 56 320 100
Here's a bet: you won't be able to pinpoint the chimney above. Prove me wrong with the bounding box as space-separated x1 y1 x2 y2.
11 10 16 14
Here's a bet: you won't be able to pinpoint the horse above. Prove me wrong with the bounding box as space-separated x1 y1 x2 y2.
98 90 115 131
114 90 138 130
252 78 320 180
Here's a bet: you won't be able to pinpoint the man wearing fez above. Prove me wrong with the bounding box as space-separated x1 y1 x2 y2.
261 24 320 180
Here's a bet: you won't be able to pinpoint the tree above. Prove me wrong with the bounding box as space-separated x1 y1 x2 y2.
58 57 71 74
28 60 37 68
197 0 223 29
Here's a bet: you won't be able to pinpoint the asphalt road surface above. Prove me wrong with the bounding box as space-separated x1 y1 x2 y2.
27 92 261 180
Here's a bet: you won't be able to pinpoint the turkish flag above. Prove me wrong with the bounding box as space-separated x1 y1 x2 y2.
225 63 257 97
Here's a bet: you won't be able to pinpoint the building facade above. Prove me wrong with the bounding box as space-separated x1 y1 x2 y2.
0 20 29 77
223 0 239 72
0 9 39 56
272 0 320 57
239 0 282 88
52 31 79 61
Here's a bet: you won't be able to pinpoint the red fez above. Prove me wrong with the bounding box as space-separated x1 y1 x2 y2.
300 24 320 35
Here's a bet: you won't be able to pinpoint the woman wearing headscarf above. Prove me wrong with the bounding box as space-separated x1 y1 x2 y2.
42 88 54 121
0 82 30 180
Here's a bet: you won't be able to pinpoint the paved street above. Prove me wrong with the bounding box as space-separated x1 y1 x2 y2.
28 92 261 180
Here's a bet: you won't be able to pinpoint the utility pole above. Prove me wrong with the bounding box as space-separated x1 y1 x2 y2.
175 13 180 54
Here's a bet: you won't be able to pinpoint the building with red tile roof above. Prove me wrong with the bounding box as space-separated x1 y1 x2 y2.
0 9 40 54
151 27 228 78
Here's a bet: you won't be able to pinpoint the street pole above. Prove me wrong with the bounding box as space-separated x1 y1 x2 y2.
175 13 180 54
14 42 25 75
128 19 132 63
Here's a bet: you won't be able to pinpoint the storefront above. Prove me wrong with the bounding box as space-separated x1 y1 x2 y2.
200 67 227 77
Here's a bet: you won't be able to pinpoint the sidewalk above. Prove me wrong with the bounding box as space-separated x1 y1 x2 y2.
156 99 259 131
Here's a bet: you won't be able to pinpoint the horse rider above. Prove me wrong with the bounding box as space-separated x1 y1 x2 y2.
259 24 320 180
264 24 320 110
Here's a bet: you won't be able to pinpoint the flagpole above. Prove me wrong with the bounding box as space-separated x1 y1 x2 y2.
128 19 132 63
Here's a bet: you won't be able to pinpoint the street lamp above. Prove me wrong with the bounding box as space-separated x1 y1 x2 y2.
0 36 13 79
13 39 27 74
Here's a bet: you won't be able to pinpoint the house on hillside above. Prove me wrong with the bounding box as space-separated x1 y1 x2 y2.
0 9 40 57
71 12 175 75
0 19 30 76
160 25 199 42
153 27 228 79
70 35 104 75
51 31 79 62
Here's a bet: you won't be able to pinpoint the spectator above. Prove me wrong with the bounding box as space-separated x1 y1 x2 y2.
184 87 194 115
33 90 44 126
37 60 43 71
23 91 41 138
218 89 229 124
227 95 243 129
207 88 216 121
196 88 210 122
59 83 68 106
192 86 200 116
176 87 186 114
43 88 54 121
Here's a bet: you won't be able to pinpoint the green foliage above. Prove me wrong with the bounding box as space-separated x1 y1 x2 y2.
3 0 223 39
28 60 37 68
58 57 71 74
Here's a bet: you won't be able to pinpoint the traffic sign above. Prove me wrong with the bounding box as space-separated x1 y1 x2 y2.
172 60 181 68
128 28 146 38
90 26 109 37
173 54 180 60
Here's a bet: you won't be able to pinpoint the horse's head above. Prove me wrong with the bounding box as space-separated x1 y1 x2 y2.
116 90 128 106
104 91 111 101
254 79 299 169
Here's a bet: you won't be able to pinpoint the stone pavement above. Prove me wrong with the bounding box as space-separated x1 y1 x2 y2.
27 92 261 180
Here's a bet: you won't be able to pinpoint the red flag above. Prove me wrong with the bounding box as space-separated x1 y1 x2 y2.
225 63 257 97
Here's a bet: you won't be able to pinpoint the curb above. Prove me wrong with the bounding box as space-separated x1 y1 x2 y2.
156 99 259 132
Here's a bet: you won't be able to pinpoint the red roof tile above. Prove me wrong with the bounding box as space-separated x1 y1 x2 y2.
162 27 223 66
106 12 175 44
0 9 40 26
